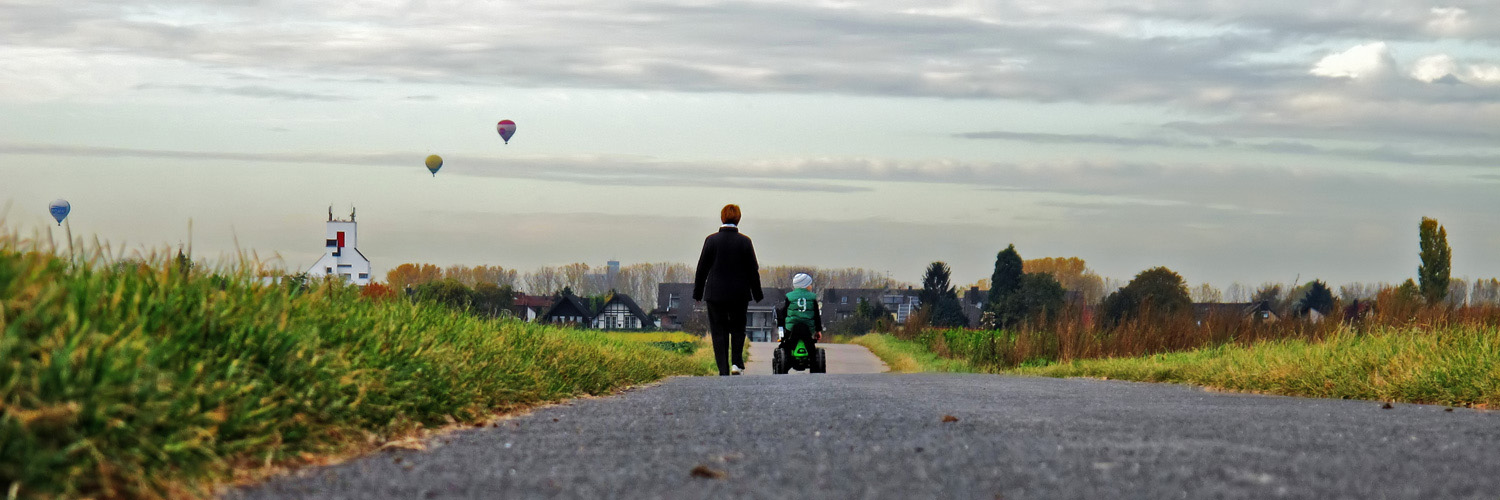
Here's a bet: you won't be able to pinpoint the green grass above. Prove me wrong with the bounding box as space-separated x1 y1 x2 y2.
1010 326 1500 407
835 334 978 373
0 242 713 498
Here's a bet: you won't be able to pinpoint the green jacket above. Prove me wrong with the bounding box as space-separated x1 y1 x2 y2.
780 288 822 331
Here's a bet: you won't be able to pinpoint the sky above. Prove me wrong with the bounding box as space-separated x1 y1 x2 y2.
2 0 1498 290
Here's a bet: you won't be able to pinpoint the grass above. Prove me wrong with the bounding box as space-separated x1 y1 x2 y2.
0 234 714 498
1011 325 1500 407
834 334 977 373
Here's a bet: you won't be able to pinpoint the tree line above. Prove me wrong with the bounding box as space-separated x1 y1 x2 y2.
385 261 905 309
900 216 1479 333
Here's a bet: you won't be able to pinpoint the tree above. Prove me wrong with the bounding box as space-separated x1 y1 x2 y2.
1293 280 1336 317
931 295 969 328
986 245 1024 327
1100 266 1192 326
387 263 442 291
1251 283 1284 307
988 246 1023 308
920 261 955 309
1014 273 1066 324
1418 217 1452 305
523 266 564 295
415 279 473 311
1190 283 1223 303
471 282 515 318
1023 256 1106 305
919 262 968 328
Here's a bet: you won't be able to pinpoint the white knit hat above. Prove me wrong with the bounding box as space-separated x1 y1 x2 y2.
792 273 813 289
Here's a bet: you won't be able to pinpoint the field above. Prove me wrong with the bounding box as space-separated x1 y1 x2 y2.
847 325 1499 408
1011 325 1500 407
0 234 713 498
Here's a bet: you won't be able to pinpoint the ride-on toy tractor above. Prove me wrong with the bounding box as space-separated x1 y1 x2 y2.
772 324 826 374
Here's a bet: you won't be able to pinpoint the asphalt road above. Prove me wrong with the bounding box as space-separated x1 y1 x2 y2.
229 363 1500 500
745 340 888 375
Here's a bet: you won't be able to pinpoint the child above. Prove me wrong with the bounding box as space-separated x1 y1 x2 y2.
778 272 823 350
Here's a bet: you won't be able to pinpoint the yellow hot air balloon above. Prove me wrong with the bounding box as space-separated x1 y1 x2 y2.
425 155 443 177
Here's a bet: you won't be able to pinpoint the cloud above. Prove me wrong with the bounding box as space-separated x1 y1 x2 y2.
1426 7 1471 36
953 129 1500 167
1310 42 1394 79
952 130 1200 148
135 83 355 101
1410 54 1460 83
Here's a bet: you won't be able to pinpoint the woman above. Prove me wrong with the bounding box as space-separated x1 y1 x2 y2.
693 204 764 376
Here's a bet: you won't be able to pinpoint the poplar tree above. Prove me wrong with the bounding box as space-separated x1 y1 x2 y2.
1418 217 1452 305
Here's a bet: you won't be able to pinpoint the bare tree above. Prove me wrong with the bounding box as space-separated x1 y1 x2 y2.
1190 283 1223 303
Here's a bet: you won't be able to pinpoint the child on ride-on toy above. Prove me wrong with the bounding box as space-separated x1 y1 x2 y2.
774 273 827 374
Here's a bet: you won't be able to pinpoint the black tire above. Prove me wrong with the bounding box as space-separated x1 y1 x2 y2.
811 348 827 374
772 347 787 374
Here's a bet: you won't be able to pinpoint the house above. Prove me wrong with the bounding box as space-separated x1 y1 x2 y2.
541 291 595 325
511 294 556 322
824 287 923 324
654 283 787 341
656 283 926 339
1192 300 1278 325
306 207 371 285
592 293 656 330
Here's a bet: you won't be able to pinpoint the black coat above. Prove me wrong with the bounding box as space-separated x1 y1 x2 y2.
693 227 764 303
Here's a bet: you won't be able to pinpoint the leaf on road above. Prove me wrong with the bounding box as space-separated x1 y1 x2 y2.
380 439 427 452
1381 403 1394 409
690 465 727 480
941 415 959 423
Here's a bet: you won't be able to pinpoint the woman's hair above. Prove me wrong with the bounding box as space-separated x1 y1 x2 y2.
720 204 741 225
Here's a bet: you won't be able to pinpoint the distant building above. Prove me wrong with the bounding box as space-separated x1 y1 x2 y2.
592 293 656 330
306 207 371 285
656 283 923 341
823 287 923 324
511 294 556 322
1192 301 1278 325
536 290 655 330
541 292 594 325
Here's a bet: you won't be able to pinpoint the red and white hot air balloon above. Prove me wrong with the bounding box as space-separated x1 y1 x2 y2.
496 120 516 144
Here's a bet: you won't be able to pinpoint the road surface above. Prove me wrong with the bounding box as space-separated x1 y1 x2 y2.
229 348 1499 499
745 340 887 375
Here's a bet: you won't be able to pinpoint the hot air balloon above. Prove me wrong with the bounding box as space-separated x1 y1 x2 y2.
48 199 70 226
496 120 516 144
425 155 443 177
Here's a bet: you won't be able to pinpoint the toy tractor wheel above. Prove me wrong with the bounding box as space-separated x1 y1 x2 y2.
772 347 787 374
811 348 827 373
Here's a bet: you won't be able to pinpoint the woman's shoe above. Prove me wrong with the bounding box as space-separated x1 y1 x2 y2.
730 365 743 375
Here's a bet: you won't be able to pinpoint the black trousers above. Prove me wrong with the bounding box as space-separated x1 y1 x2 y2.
705 300 748 376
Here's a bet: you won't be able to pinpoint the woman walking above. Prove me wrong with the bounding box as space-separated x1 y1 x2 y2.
693 204 764 376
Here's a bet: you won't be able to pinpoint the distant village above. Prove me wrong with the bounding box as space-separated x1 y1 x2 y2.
303 210 1497 340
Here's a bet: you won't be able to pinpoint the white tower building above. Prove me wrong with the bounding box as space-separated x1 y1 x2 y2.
307 207 372 285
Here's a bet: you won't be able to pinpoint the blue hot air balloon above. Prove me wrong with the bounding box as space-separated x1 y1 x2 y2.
48 199 70 226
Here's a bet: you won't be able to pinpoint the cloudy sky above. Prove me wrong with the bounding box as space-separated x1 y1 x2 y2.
2 0 1498 289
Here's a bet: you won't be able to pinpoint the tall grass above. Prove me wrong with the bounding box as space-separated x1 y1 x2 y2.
1012 325 1500 407
896 301 1500 371
0 232 711 498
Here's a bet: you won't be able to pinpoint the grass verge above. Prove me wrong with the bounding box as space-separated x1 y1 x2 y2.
834 334 978 373
1010 326 1499 407
0 242 713 499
